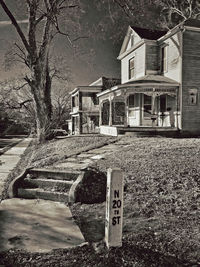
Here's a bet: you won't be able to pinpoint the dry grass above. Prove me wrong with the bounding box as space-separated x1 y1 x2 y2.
1 135 199 266
79 136 200 264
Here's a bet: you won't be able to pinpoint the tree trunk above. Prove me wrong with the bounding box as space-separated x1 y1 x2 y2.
30 60 52 143
31 85 51 143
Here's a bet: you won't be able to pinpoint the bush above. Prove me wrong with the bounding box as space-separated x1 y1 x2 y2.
75 167 107 204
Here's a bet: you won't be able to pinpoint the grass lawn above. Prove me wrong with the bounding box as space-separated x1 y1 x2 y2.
72 136 200 266
0 135 199 266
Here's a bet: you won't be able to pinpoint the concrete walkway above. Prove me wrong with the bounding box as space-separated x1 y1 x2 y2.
0 138 32 198
53 138 132 170
0 198 85 252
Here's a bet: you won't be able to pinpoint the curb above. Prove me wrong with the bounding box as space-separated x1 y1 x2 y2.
0 138 24 155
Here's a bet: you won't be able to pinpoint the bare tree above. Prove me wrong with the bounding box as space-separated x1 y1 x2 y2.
51 86 71 128
0 0 80 142
112 0 200 29
159 0 200 27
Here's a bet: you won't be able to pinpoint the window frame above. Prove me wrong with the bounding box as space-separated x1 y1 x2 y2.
188 89 198 105
129 57 135 79
143 94 152 118
128 94 136 118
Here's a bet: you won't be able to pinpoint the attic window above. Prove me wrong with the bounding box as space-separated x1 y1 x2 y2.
129 57 135 79
131 33 134 46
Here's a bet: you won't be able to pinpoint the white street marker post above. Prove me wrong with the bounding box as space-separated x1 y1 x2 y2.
105 168 124 248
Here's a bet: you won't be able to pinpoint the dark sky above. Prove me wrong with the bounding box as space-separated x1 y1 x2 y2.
0 1 162 88
0 1 124 88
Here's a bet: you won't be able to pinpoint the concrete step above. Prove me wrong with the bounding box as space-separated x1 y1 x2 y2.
18 188 69 202
28 168 80 181
24 177 73 192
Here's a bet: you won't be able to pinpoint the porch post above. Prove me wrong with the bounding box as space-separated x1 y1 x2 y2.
152 90 156 114
99 101 102 126
152 90 156 127
109 98 112 126
124 95 128 127
176 88 179 129
78 113 82 134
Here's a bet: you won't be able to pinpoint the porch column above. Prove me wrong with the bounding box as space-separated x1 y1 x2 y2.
99 102 102 126
71 96 74 111
79 92 82 111
139 94 142 126
152 90 156 114
124 96 129 127
78 114 82 134
175 89 179 128
151 90 156 127
109 99 112 126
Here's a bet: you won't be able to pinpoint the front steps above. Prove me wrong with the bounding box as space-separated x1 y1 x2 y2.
17 168 80 203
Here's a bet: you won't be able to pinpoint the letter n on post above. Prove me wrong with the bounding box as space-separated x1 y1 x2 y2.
105 168 124 248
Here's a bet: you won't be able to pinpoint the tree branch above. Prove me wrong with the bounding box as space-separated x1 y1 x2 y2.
0 0 31 54
5 99 33 110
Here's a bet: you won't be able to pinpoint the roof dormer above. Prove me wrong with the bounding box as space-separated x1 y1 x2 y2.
118 26 167 59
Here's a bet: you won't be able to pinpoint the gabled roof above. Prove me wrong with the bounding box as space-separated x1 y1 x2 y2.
70 77 121 95
119 25 167 57
131 27 167 40
89 77 121 90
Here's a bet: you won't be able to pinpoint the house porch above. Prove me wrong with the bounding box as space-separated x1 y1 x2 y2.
97 78 180 136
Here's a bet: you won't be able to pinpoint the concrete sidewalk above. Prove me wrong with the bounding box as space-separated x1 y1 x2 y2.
0 198 85 252
0 138 32 198
0 138 85 253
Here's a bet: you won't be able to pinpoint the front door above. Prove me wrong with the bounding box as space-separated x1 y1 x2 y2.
128 94 140 126
142 94 157 126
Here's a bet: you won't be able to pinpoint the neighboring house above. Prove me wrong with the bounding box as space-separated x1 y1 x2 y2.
70 77 120 134
96 19 200 136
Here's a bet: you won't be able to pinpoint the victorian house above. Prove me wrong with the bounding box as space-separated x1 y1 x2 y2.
71 19 200 137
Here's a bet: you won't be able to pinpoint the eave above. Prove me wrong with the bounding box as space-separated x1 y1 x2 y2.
70 86 102 96
97 82 179 98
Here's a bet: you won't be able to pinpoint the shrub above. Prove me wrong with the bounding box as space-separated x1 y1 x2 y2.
75 167 107 204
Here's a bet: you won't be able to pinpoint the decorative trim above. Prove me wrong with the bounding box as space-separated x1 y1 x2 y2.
97 84 179 98
118 40 145 60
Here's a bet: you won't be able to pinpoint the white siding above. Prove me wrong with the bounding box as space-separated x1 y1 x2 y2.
121 44 146 84
163 32 182 83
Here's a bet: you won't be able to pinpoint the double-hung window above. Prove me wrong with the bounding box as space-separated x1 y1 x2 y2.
129 57 135 79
